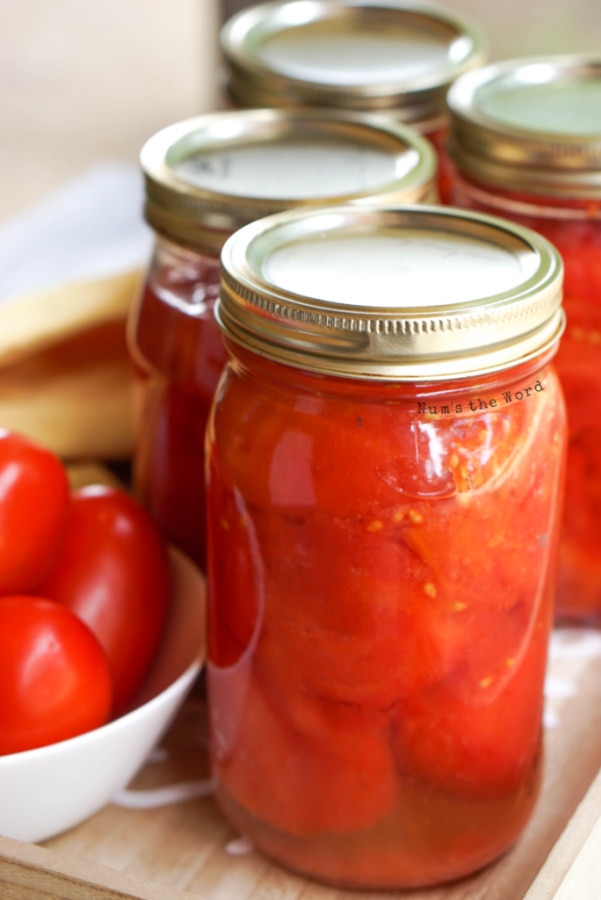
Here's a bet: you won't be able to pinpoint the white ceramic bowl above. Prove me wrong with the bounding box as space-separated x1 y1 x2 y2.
0 547 206 843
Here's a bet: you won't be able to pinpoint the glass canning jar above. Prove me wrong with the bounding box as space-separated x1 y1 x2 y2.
219 0 487 195
128 107 436 569
206 204 567 889
445 56 601 624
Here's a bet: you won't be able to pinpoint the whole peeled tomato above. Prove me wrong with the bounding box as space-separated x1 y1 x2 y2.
39 485 171 715
0 595 113 755
0 430 70 594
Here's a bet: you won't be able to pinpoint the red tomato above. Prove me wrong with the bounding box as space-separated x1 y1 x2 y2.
0 595 112 755
390 615 549 798
0 430 70 594
39 485 171 715
213 670 397 836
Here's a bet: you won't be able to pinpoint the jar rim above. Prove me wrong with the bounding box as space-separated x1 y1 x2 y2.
140 108 437 255
217 203 564 381
220 0 487 124
447 54 601 199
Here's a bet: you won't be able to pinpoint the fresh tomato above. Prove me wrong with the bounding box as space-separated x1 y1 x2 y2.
0 595 112 755
0 430 70 594
39 485 171 715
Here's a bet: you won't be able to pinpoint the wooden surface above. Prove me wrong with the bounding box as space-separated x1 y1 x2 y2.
2 630 601 899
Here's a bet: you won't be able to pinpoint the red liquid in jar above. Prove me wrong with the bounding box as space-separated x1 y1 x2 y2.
128 248 226 570
425 123 451 201
206 347 566 889
450 176 601 622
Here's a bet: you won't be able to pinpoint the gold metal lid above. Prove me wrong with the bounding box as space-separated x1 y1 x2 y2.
218 204 564 380
447 55 601 199
140 108 437 255
220 0 486 129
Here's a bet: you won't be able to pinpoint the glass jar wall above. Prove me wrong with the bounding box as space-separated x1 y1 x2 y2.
445 56 601 623
128 108 436 569
206 204 567 889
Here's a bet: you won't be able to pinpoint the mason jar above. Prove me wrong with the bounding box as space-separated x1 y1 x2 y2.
219 0 487 195
445 55 601 624
206 204 567 889
127 107 436 569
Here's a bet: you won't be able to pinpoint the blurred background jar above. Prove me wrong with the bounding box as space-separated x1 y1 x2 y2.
128 107 436 570
207 203 566 890
219 0 487 193
444 56 601 624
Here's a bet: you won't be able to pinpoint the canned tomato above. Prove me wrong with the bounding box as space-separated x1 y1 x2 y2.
128 108 436 569
207 204 566 889
445 55 601 623
220 0 487 190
